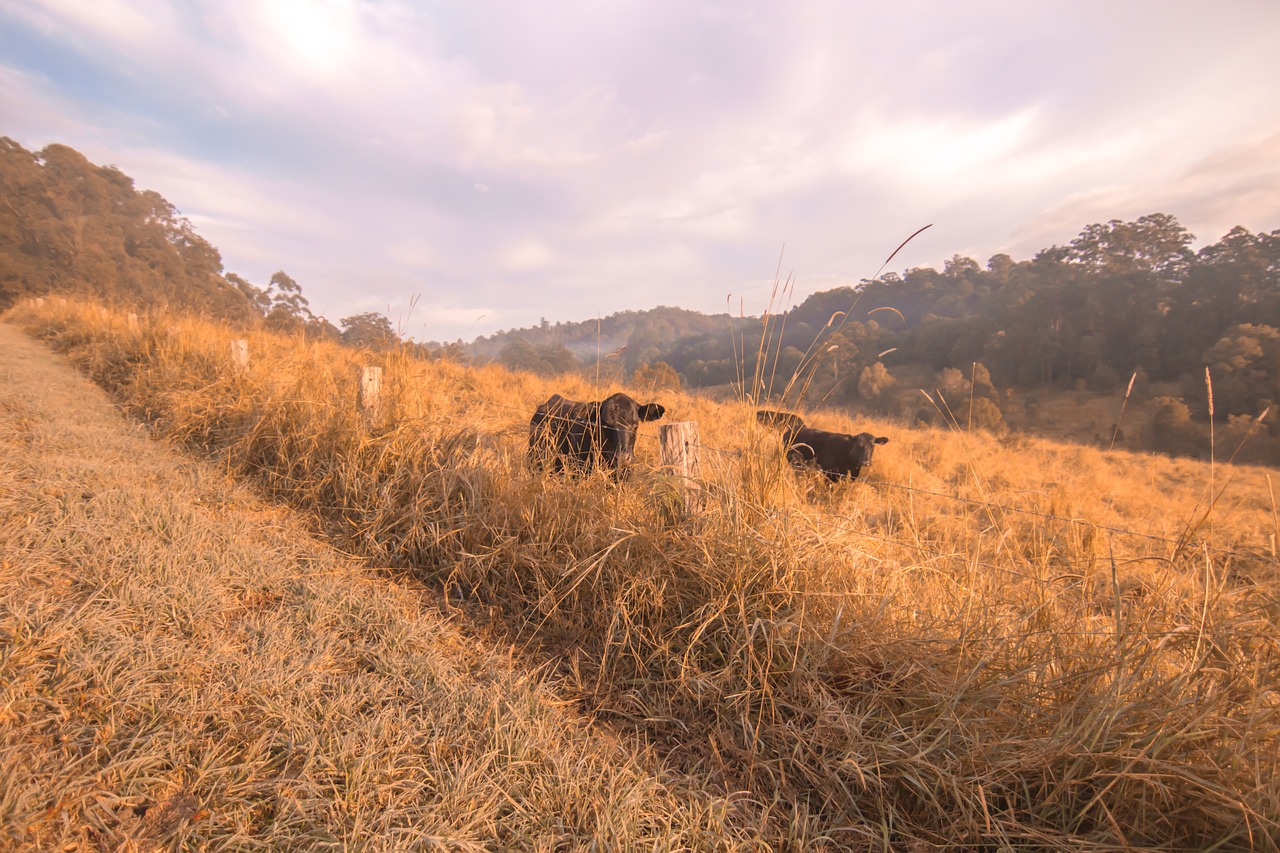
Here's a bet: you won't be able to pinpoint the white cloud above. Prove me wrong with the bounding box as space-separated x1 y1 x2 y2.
498 238 556 273
2 0 1279 340
0 66 89 138
406 303 494 342
1008 126 1280 256
844 108 1040 191
3 0 163 49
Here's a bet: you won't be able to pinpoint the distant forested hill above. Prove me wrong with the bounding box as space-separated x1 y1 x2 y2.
474 215 1280 414
706 216 1280 410
471 214 1280 460
464 304 745 377
665 215 1280 399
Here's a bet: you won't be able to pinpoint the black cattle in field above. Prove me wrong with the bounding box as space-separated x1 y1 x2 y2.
529 392 666 476
756 410 888 482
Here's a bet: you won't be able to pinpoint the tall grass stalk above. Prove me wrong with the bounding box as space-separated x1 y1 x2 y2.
776 225 929 410
1208 366 1216 537
1109 371 1138 451
1174 405 1273 560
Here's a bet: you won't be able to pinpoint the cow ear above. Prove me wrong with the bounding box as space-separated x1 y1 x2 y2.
875 436 889 445
639 403 665 422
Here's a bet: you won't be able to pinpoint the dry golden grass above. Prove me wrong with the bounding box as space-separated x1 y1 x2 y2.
0 320 747 851
5 298 1280 850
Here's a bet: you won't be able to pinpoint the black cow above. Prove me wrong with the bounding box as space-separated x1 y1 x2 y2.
529 392 666 476
756 410 888 482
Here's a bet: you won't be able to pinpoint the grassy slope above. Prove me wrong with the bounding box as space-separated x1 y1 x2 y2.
5 300 1280 850
0 322 747 850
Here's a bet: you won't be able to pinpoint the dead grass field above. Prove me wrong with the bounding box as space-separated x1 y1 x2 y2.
0 321 749 850
4 298 1279 850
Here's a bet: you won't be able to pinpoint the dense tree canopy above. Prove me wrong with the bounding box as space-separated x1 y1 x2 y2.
340 311 398 350
463 211 1280 465
497 337 581 376
0 138 258 319
0 138 380 348
534 213 1278 418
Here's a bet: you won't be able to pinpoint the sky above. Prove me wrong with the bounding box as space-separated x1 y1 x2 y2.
2 1 1279 343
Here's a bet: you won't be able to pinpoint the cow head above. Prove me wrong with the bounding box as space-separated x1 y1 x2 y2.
757 409 889 481
852 433 889 468
596 392 665 470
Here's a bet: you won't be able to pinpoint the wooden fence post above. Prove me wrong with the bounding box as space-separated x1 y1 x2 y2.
230 339 249 371
660 421 703 515
126 312 138 330
359 366 383 418
34 297 44 307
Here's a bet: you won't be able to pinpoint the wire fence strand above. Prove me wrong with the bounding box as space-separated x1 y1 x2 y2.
436 396 1277 566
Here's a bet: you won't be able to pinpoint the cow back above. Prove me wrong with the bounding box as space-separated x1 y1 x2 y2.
531 392 666 476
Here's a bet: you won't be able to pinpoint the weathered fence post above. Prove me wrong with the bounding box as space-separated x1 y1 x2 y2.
660 421 703 515
126 312 138 330
230 339 249 371
359 366 383 419
34 297 44 307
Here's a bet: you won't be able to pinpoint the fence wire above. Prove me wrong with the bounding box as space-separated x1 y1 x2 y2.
479 396 1275 567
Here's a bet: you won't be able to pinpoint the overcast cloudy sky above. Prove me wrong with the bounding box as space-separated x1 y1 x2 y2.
3 1 1278 342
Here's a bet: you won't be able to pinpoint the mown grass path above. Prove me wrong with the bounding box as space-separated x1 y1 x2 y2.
0 323 749 851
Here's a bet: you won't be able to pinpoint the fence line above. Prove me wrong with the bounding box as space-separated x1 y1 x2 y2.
456 396 1275 565
830 523 1100 587
839 610 1280 648
29 298 1267 568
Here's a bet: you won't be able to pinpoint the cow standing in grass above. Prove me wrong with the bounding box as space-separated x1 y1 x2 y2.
756 410 888 482
529 392 666 477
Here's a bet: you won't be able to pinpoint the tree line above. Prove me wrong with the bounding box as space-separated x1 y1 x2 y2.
640 214 1279 410
7 138 1278 461
468 213 1280 461
468 215 1280 410
0 138 398 350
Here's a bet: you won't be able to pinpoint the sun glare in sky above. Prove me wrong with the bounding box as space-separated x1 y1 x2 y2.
260 0 357 78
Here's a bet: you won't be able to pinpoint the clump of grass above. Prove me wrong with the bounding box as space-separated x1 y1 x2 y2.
6 298 1280 850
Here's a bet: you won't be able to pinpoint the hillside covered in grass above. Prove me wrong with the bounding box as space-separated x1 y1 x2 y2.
5 298 1280 849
